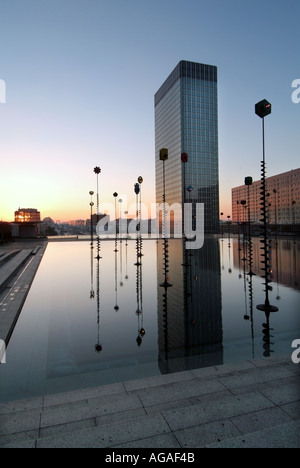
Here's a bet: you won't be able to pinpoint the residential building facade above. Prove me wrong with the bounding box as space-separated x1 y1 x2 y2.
232 168 300 225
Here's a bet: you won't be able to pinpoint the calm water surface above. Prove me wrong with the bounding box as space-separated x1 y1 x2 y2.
0 237 299 401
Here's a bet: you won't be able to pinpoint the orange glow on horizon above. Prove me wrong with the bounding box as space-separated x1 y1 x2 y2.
1 197 232 224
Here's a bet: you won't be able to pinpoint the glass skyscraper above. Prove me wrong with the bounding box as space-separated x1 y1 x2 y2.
155 60 219 234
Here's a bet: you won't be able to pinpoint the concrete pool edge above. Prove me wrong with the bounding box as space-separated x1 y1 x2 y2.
0 240 48 345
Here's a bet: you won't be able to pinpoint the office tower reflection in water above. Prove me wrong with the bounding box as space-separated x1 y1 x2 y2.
157 238 223 373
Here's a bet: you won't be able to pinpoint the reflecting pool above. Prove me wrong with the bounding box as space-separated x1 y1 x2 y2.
0 237 299 402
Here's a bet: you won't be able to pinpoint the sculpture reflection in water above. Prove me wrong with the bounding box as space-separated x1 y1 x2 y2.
157 238 223 374
90 234 103 353
89 187 103 353
135 240 145 346
234 237 300 358
134 180 146 346
254 101 279 357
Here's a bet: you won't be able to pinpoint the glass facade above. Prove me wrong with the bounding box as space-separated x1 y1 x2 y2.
155 61 219 234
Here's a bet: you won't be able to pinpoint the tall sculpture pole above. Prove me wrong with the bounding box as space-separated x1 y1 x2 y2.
181 152 188 238
138 176 144 258
93 167 102 352
255 100 278 314
89 191 94 247
134 183 141 266
113 192 118 252
159 149 172 288
94 167 102 260
245 177 254 277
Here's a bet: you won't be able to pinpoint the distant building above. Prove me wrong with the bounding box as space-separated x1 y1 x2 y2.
86 214 108 232
40 217 58 236
69 219 86 227
232 169 300 225
12 208 41 238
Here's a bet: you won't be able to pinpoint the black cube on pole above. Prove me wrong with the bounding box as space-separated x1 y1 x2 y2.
255 99 271 119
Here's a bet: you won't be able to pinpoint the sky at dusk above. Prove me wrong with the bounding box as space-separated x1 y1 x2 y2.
0 0 299 222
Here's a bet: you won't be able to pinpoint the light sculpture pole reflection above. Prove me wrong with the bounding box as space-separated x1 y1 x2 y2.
93 167 102 352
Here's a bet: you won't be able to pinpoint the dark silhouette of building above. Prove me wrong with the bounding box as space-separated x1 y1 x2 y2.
0 222 12 243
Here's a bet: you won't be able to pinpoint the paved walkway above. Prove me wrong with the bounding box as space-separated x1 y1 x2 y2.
0 355 299 448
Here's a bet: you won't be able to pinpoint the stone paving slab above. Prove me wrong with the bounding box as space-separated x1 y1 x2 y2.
174 419 241 448
231 405 293 433
0 355 299 448
218 365 294 389
37 414 171 449
162 392 276 431
40 392 143 428
115 432 181 449
206 420 300 448
43 382 126 408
